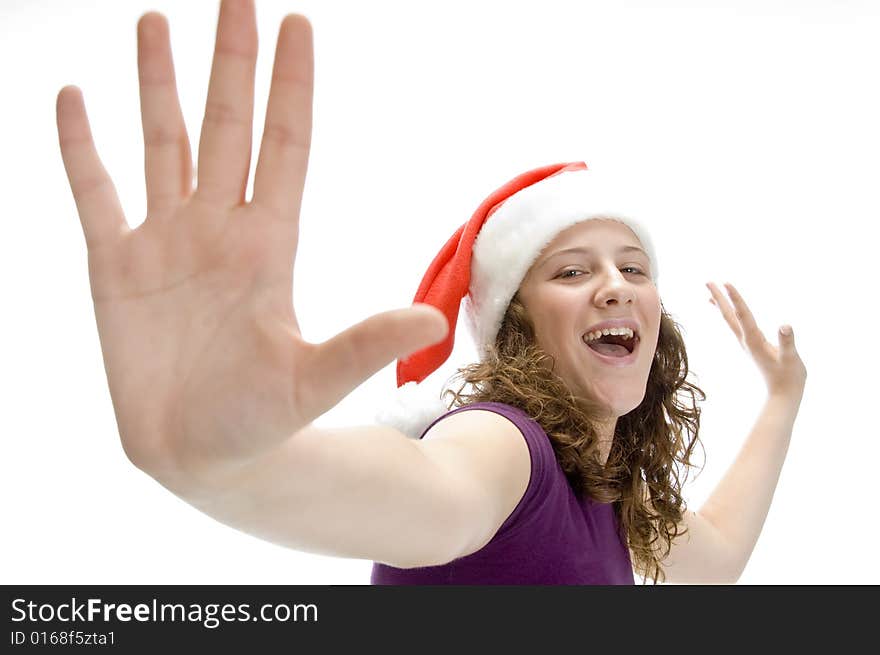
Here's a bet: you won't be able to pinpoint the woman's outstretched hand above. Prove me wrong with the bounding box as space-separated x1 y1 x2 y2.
706 282 807 403
55 0 448 480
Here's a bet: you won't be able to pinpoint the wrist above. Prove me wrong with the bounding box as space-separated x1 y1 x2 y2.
765 391 803 422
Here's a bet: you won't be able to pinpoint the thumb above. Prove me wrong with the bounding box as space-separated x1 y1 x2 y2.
778 324 796 353
306 304 449 412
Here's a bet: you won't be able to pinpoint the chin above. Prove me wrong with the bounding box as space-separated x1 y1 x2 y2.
588 387 647 418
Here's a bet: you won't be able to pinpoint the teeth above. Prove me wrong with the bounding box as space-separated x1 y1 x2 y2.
584 327 635 343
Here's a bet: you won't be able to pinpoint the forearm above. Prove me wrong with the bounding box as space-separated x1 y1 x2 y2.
142 423 471 568
698 394 802 579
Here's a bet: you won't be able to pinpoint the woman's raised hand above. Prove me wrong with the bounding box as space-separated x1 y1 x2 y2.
706 282 807 403
55 0 448 479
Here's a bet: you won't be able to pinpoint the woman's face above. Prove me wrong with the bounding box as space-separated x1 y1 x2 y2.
517 218 661 421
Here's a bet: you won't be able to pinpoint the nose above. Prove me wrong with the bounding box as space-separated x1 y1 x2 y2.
592 266 636 307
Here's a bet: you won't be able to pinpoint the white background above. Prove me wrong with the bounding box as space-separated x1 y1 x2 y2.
2 0 877 584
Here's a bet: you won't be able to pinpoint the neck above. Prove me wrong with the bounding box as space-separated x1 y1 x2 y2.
596 417 617 466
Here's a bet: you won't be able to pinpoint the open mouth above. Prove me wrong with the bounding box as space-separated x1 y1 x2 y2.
584 331 639 358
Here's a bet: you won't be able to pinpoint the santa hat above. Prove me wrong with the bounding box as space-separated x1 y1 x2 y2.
374 161 660 439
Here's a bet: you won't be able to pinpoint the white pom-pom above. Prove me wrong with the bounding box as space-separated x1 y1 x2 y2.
374 381 450 439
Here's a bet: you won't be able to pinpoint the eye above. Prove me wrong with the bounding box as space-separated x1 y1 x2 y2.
557 267 644 279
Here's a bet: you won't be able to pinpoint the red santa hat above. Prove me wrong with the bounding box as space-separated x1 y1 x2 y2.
374 161 660 438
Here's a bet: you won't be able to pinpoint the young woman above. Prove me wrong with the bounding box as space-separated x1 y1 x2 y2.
55 1 807 585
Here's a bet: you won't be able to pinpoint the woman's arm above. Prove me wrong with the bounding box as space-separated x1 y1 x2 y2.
651 393 801 584
649 282 807 584
153 408 530 570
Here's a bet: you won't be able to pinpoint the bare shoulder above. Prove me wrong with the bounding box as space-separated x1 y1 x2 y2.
420 407 531 465
417 407 532 558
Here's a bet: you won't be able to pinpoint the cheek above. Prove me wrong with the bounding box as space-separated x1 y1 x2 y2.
532 322 556 354
640 292 662 334
534 304 573 340
530 320 567 361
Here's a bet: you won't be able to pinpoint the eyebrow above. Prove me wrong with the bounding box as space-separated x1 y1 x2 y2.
537 245 649 268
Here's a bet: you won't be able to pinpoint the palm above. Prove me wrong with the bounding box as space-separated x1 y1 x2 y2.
56 1 447 475
86 196 302 470
707 282 807 401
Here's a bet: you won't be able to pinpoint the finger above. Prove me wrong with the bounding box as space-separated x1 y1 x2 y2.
722 282 769 350
56 86 129 250
303 305 450 417
252 14 313 223
778 324 797 355
195 0 258 207
137 12 193 218
706 282 743 343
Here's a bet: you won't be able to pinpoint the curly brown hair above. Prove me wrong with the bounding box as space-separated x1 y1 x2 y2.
440 292 707 584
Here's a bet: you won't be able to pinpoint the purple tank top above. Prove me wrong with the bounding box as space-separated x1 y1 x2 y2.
371 401 635 585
